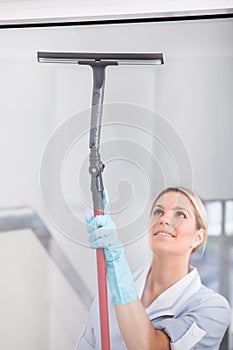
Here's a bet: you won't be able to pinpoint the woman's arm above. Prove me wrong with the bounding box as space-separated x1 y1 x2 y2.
115 299 170 350
86 206 170 350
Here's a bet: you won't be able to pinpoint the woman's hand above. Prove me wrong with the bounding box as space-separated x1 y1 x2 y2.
86 213 121 249
85 189 138 305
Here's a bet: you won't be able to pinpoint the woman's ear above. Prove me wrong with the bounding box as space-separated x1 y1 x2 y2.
191 228 205 249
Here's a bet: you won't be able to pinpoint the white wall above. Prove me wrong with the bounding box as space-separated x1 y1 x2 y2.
0 18 232 349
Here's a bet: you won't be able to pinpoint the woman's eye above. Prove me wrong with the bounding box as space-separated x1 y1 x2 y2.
153 209 163 216
176 211 187 219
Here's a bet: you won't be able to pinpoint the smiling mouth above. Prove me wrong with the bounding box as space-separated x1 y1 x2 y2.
154 231 175 238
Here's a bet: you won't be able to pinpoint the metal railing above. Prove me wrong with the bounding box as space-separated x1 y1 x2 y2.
0 206 93 309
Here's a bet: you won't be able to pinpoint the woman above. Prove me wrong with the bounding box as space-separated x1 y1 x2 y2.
76 187 231 349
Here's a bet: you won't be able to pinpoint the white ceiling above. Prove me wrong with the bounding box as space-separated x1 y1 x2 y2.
0 0 232 26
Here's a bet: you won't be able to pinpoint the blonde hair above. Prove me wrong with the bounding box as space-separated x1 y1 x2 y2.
150 187 208 254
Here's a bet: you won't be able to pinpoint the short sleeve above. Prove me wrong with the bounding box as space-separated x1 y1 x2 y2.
153 289 231 350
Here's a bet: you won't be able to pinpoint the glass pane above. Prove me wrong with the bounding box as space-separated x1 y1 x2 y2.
226 201 233 236
205 201 222 236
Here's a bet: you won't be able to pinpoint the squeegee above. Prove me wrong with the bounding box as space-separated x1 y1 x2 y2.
37 51 164 350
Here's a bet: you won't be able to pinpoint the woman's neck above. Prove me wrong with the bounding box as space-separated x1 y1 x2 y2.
141 254 189 308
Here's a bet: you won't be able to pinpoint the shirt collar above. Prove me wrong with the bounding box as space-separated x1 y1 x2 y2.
134 265 201 319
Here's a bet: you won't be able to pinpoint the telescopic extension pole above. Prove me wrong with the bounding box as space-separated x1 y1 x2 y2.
37 51 164 350
88 62 115 350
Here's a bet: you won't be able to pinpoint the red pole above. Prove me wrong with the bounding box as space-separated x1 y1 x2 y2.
94 209 111 350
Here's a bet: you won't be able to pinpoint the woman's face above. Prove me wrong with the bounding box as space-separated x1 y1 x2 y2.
149 191 204 257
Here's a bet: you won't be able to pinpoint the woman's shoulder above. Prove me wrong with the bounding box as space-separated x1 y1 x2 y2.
181 282 231 328
196 283 231 309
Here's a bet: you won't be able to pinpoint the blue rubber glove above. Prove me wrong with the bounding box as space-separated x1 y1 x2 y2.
86 189 138 305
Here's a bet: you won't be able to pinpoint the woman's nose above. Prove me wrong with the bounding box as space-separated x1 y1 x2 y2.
159 213 170 225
